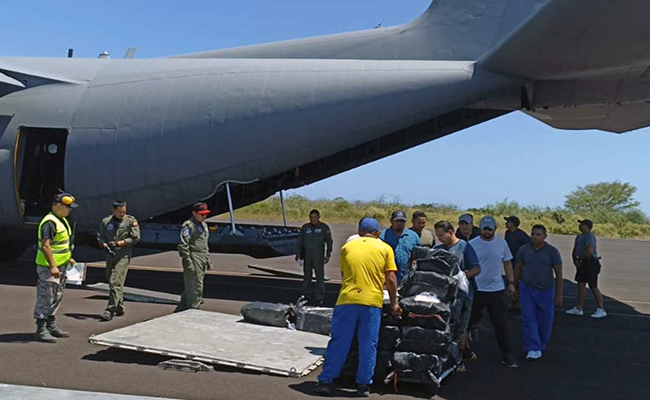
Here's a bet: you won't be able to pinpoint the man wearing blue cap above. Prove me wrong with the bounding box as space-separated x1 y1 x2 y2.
469 216 518 368
380 210 420 283
315 218 400 397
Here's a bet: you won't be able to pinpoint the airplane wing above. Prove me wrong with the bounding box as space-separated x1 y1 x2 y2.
527 103 650 134
481 0 650 80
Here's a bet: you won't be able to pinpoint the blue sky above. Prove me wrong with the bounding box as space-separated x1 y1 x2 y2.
4 1 650 212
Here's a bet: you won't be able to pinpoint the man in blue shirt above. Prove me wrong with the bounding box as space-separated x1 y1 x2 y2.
380 210 420 283
566 219 606 318
434 221 481 363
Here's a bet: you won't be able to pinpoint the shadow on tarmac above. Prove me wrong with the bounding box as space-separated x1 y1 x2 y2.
0 332 39 344
64 312 104 321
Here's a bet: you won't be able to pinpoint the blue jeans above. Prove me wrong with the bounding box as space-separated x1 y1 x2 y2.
318 304 381 385
520 283 555 352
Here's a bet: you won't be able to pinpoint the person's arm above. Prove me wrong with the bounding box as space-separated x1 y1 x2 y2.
514 247 525 284
122 217 140 247
503 241 515 298
295 226 304 261
553 262 563 307
584 245 594 259
553 247 563 307
464 244 481 279
324 225 333 264
572 238 581 267
178 223 192 260
41 238 60 277
514 260 523 285
385 271 401 315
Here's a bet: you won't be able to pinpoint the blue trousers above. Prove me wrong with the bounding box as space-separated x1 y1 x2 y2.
520 283 555 352
318 304 381 385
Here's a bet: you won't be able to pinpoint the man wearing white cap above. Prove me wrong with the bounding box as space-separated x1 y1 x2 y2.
469 216 518 368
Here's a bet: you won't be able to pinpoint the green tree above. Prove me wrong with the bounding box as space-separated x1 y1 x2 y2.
565 181 641 220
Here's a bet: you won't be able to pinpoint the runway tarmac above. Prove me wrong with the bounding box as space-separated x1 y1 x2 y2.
1 222 649 400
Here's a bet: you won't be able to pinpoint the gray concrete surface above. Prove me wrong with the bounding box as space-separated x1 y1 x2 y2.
1 222 649 400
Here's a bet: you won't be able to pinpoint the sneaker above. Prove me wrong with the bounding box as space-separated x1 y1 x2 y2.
100 310 113 321
565 307 584 316
591 308 607 319
462 351 478 363
314 382 333 396
115 309 125 317
456 363 467 373
502 355 518 368
526 351 542 360
356 385 370 398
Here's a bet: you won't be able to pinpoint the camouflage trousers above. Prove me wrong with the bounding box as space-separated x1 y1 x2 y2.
34 265 67 320
175 259 207 312
105 256 131 313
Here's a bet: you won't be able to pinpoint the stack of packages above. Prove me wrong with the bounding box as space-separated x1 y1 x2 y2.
240 297 334 336
343 247 463 395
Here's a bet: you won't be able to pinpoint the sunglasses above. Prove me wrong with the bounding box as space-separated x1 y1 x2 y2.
482 227 495 231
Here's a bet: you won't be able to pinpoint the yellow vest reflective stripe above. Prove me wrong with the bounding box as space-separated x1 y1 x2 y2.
36 213 72 267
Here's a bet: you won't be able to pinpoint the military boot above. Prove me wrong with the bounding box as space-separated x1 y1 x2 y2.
101 310 113 321
36 319 57 343
46 317 70 338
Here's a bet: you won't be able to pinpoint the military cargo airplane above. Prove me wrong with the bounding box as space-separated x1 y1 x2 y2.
1 0 648 260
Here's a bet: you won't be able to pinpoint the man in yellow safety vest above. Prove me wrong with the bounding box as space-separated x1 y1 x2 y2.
34 192 78 342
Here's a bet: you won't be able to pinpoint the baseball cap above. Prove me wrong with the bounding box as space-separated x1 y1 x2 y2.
504 216 520 226
53 193 78 208
480 216 497 230
359 218 380 233
191 202 211 215
578 219 593 229
458 213 473 224
390 210 407 221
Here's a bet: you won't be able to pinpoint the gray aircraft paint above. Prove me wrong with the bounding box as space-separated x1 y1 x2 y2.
1 0 649 245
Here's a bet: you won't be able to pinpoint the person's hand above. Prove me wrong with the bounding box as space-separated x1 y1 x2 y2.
102 243 109 249
555 293 563 308
295 256 300 262
109 241 118 248
390 303 402 317
50 266 60 278
324 255 331 264
507 283 517 300
69 258 76 265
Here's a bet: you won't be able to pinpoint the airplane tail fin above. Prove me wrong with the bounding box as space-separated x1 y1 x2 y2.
175 0 548 61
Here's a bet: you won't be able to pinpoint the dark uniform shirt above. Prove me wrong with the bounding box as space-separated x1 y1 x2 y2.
97 215 141 258
297 222 333 258
505 228 531 263
517 243 562 291
456 226 481 242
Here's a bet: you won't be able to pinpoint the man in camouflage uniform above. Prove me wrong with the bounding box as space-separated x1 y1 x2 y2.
97 200 140 321
296 209 333 305
174 202 213 312
34 193 78 343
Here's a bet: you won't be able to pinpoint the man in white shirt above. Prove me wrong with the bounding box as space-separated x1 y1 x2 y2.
469 216 518 368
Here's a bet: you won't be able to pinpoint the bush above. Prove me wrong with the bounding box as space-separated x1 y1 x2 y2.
230 194 650 240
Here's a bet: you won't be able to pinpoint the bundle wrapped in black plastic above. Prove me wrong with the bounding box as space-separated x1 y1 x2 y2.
410 247 461 277
396 326 450 355
378 326 400 351
399 269 459 301
400 295 451 331
392 352 442 376
240 302 292 327
295 306 333 336
448 297 465 340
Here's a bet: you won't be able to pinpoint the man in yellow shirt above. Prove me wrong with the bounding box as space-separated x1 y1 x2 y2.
315 218 401 397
